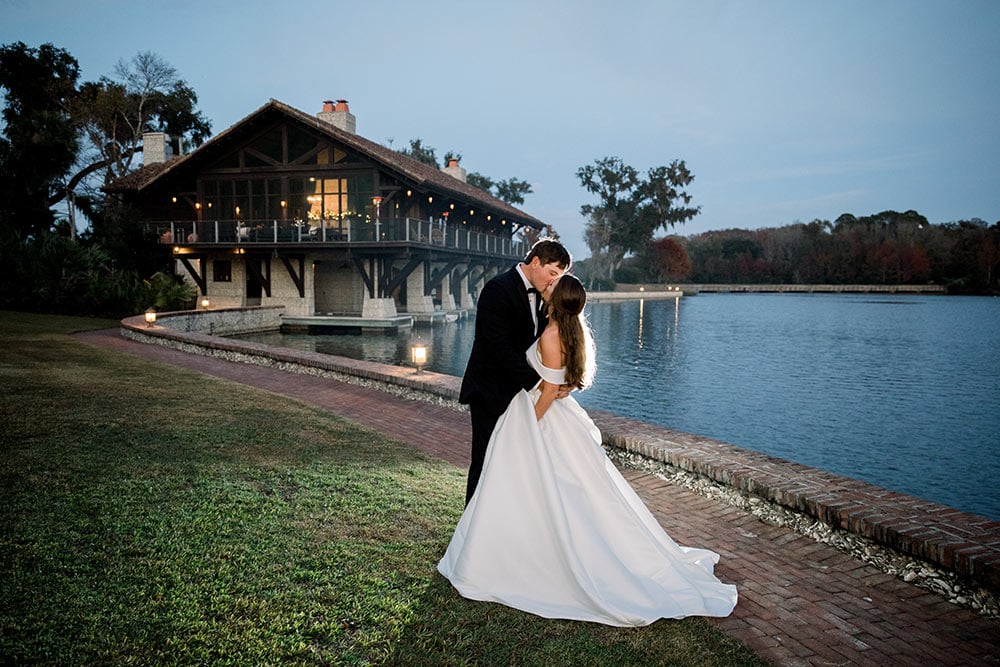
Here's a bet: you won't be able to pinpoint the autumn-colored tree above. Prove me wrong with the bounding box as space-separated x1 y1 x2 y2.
681 211 998 294
649 236 692 282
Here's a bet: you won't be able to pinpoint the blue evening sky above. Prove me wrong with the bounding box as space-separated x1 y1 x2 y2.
3 0 998 260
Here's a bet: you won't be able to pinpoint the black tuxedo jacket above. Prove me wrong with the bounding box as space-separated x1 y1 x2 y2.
459 266 545 416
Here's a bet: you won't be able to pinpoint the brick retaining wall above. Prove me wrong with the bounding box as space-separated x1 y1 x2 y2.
614 283 949 294
121 309 999 594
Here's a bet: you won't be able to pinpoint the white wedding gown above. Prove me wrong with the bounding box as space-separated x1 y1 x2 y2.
438 342 738 626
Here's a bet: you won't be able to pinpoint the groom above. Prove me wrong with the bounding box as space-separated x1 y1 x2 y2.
460 238 572 504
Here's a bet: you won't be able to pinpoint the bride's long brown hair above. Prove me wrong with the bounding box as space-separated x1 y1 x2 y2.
547 274 596 390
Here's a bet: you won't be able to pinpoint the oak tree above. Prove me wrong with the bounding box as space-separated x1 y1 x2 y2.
577 156 699 283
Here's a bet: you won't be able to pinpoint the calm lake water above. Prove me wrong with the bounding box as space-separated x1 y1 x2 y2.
234 293 1000 521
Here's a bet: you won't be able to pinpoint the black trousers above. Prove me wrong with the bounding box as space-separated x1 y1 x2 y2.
465 401 504 505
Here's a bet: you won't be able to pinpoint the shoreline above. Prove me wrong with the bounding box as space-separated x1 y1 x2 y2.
618 283 949 294
116 307 1000 611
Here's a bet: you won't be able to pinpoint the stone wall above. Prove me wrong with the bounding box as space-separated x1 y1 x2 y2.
151 305 284 336
261 256 314 317
314 261 361 314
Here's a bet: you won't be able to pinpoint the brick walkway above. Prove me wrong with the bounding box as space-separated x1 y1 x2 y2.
77 328 1000 666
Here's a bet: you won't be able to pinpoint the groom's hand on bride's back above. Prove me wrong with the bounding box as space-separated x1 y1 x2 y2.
556 384 573 399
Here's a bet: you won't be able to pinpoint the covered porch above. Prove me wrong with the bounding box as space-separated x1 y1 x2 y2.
111 98 547 331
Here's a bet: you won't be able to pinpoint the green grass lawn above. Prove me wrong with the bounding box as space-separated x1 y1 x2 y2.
0 311 765 666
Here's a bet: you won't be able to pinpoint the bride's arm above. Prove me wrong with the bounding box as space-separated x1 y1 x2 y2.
534 326 563 421
534 380 559 421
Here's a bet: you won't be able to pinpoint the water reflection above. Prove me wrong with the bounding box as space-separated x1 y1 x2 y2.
360 335 401 365
230 294 1000 520
637 299 644 350
232 320 477 377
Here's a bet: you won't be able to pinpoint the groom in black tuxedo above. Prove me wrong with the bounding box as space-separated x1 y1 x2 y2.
459 238 572 504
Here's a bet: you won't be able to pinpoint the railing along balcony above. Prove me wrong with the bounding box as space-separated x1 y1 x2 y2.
149 217 526 258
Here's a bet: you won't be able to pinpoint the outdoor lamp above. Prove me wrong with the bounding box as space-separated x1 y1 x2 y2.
144 308 156 327
200 296 210 309
411 342 428 375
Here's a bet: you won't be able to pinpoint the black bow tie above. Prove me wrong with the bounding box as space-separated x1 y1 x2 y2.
528 287 545 311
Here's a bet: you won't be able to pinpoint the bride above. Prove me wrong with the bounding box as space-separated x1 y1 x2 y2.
438 274 738 626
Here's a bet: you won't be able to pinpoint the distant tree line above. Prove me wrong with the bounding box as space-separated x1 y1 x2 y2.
575 210 1000 295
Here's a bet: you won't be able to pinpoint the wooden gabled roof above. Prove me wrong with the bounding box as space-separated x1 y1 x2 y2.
110 99 545 229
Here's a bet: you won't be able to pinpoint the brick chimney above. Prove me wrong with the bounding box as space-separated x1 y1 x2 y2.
317 99 356 133
142 131 173 165
441 156 467 183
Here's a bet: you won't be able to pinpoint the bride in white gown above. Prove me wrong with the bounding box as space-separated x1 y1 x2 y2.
438 275 738 626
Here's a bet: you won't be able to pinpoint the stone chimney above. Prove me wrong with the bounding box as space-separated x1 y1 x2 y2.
317 99 356 133
441 156 467 183
142 131 173 165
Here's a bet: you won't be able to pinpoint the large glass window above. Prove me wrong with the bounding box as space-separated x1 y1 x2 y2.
288 179 307 221
233 180 249 220
310 177 348 222
195 116 377 225
200 178 285 221
201 179 219 217
287 174 374 224
267 179 284 220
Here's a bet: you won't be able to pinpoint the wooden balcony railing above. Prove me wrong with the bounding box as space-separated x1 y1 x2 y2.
149 217 527 258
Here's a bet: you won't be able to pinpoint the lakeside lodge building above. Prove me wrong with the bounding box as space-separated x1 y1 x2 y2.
110 99 547 330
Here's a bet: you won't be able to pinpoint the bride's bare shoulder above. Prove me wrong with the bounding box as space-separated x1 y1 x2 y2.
540 323 561 344
539 324 563 367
